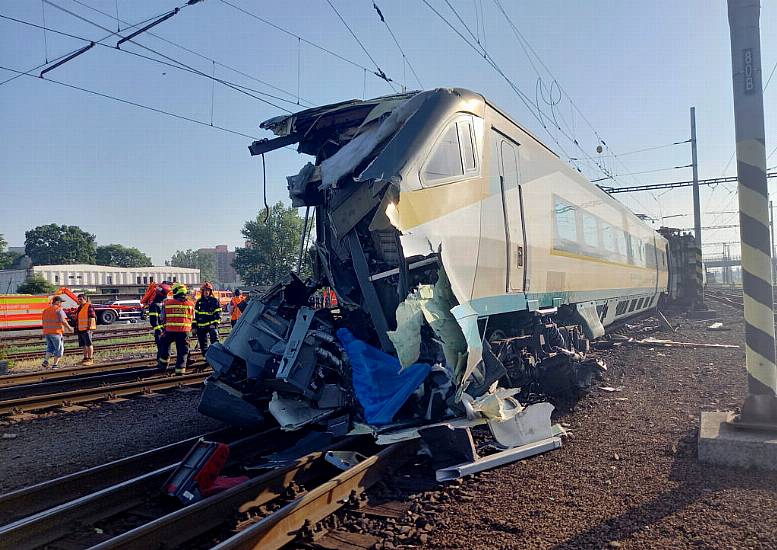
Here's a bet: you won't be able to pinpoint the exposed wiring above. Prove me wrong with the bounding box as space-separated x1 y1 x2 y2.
372 1 423 89
261 153 269 223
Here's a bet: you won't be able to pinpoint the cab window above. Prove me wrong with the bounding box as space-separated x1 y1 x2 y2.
421 116 479 186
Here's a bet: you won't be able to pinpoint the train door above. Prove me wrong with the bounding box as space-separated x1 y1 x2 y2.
497 137 525 292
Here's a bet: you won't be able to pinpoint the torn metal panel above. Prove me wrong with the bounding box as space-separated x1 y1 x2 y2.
487 402 554 448
435 435 562 482
268 392 333 431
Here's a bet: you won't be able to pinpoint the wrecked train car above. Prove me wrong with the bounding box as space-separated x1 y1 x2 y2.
199 88 669 442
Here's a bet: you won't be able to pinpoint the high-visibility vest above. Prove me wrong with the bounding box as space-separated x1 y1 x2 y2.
163 298 194 332
77 304 96 331
230 296 245 321
42 305 65 335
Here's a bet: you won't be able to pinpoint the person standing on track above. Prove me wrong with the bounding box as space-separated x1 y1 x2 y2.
157 283 195 375
193 281 222 355
148 283 170 364
75 294 97 365
227 289 246 327
41 295 73 369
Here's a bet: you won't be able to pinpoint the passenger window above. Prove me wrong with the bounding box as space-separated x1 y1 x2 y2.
422 124 463 183
582 213 598 248
601 224 615 252
458 120 477 172
554 198 577 244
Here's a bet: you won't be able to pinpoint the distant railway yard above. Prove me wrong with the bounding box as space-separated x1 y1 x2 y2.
0 294 774 549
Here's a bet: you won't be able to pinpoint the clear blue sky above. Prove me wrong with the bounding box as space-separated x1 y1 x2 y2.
1 0 775 264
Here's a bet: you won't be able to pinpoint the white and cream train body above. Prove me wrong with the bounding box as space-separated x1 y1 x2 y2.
380 89 669 334
200 88 672 429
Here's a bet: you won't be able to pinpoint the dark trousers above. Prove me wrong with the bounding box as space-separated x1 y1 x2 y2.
196 326 219 355
157 331 189 370
230 319 237 327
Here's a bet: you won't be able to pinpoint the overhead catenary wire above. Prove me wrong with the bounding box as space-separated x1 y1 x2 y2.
372 1 423 89
490 0 662 218
0 7 173 88
0 64 260 140
570 139 691 160
218 0 393 91
590 164 693 183
69 0 315 107
0 13 302 111
35 2 295 112
325 0 397 91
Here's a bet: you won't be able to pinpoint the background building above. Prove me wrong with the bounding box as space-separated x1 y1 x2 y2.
198 244 241 285
0 264 200 298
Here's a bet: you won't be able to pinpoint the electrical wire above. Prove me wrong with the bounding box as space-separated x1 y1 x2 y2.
70 0 315 107
218 0 389 88
324 0 397 91
42 0 293 112
0 7 167 87
0 13 299 111
590 164 693 183
0 64 260 140
372 1 423 89
571 140 691 160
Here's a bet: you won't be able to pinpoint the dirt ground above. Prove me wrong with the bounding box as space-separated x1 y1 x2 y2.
0 389 223 493
340 302 777 549
1 303 776 549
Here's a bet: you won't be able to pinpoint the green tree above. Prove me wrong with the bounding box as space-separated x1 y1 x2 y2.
25 224 96 265
96 244 153 267
233 202 307 286
170 249 217 282
0 234 18 270
16 274 57 294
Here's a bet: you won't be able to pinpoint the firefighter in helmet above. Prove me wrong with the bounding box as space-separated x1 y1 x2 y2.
193 281 221 355
157 283 195 375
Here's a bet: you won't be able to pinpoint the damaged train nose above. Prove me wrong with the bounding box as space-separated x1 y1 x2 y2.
199 87 643 470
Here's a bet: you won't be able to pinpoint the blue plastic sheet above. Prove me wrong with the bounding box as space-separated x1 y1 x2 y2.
337 328 431 426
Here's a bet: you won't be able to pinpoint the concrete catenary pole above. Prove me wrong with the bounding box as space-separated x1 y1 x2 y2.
690 107 705 308
770 200 775 280
727 0 777 425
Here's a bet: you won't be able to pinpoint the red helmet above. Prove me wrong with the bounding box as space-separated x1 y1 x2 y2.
201 282 214 292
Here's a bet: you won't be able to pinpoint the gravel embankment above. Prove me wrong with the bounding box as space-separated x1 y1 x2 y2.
327 303 777 549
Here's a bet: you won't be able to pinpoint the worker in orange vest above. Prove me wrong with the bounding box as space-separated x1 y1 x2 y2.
42 295 74 368
227 289 247 327
75 294 97 365
157 283 195 375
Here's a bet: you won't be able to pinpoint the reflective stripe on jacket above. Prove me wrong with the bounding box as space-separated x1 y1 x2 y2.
76 304 96 331
42 305 66 335
229 296 245 321
194 295 222 329
163 298 194 332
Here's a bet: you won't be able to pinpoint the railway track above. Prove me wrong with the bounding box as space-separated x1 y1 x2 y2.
0 429 412 550
1 323 231 347
0 360 208 401
5 339 202 362
3 329 231 356
0 369 210 416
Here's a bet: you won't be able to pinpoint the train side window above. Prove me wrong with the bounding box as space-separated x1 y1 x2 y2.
458 120 477 172
581 213 599 249
646 243 656 268
422 123 463 184
601 224 615 253
554 198 577 245
615 231 627 260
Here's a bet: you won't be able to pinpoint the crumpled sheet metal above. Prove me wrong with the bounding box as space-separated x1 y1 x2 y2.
461 387 521 421
386 268 467 372
487 402 554 448
268 392 332 431
319 92 428 189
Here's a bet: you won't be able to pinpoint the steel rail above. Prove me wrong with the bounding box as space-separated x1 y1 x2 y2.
212 441 414 550
0 426 236 526
3 327 230 348
0 357 155 387
0 361 207 401
6 340 160 361
0 428 281 550
0 370 210 415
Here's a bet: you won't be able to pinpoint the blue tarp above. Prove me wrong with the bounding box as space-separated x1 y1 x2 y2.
336 328 431 426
